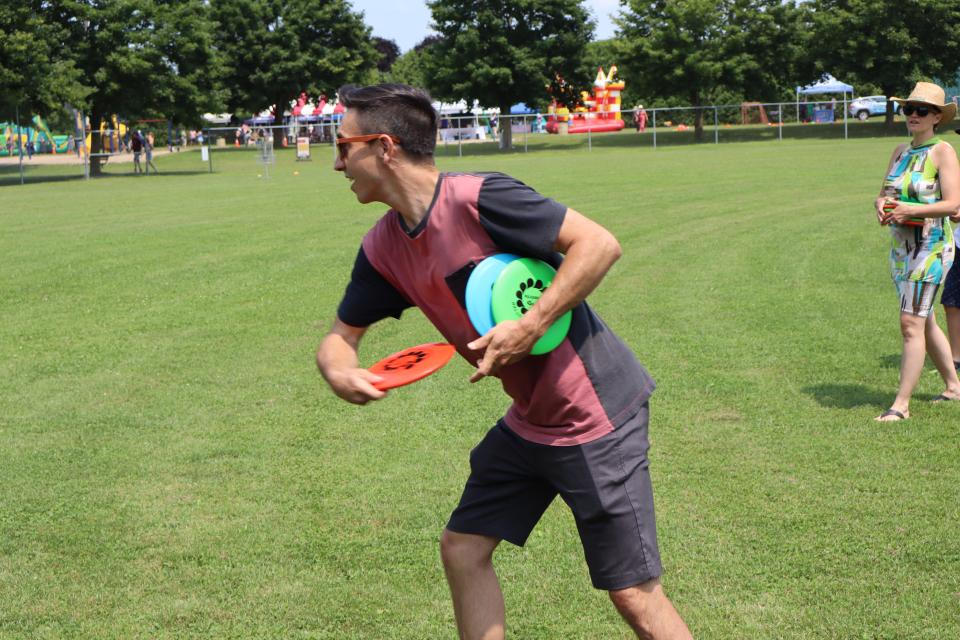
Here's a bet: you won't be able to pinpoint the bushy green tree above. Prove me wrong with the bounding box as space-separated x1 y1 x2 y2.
212 0 379 137
0 4 88 117
381 37 442 87
617 0 802 141
18 0 224 174
805 0 960 127
426 0 595 150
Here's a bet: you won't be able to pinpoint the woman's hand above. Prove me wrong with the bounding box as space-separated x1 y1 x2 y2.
876 197 893 225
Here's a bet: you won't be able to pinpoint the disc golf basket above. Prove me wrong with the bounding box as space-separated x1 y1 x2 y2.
257 135 276 177
740 102 770 125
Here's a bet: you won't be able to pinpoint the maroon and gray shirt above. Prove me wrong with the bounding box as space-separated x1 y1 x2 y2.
338 172 655 446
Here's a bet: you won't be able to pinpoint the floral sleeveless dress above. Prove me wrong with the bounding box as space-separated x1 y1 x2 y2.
883 137 954 285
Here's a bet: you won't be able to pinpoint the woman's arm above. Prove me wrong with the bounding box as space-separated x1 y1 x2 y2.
876 144 907 225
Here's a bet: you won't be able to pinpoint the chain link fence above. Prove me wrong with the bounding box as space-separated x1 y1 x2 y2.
1 105 199 186
3 99 916 185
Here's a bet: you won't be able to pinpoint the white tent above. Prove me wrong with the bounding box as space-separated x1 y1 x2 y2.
795 74 854 138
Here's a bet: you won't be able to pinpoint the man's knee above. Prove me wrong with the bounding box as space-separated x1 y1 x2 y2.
440 529 498 572
608 578 667 625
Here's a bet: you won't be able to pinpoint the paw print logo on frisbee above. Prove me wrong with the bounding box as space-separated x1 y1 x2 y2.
368 342 456 390
383 349 427 371
514 277 546 314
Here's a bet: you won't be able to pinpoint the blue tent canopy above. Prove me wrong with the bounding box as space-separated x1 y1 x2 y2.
510 102 537 114
796 74 853 95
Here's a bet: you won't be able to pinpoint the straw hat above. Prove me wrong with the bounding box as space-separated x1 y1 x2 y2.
890 81 956 126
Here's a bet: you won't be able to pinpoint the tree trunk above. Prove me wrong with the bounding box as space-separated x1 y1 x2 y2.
272 99 286 147
694 107 704 143
498 105 512 151
883 86 897 130
89 104 104 176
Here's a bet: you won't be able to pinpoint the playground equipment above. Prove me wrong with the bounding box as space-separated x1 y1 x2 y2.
547 66 626 134
741 102 770 125
0 116 70 156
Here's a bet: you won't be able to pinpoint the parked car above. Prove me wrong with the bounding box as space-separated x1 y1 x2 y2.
848 95 899 121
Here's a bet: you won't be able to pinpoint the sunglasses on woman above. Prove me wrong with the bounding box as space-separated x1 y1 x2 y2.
902 104 939 117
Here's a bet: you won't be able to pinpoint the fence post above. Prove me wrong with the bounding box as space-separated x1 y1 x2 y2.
523 115 528 153
587 121 592 152
80 110 89 180
652 109 657 149
205 128 213 173
16 105 24 185
458 115 463 158
714 107 719 144
778 102 783 141
843 93 848 141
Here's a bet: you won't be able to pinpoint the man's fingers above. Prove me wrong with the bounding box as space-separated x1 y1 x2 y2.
467 332 492 351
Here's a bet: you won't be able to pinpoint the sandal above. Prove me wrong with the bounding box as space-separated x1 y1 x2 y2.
875 408 908 422
932 394 960 403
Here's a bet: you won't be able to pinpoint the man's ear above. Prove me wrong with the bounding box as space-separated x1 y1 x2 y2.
379 136 400 165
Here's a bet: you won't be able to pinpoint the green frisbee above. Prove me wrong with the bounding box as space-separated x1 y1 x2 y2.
490 257 572 355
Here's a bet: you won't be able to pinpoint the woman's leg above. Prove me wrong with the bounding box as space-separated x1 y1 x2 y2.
877 312 928 420
925 310 960 397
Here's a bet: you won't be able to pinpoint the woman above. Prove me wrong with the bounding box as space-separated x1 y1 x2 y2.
875 82 960 421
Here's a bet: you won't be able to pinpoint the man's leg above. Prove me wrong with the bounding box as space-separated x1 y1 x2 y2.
924 310 960 397
440 529 504 640
609 578 692 640
945 305 960 367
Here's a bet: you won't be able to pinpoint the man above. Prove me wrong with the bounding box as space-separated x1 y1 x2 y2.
316 84 692 640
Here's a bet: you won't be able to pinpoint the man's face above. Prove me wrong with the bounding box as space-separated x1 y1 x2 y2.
334 110 384 205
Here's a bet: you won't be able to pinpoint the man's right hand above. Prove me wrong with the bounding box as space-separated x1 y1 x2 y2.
326 367 387 405
317 319 387 405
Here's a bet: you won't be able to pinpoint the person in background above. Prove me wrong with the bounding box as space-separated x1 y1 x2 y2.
874 82 960 421
940 128 960 373
144 130 159 174
130 130 143 174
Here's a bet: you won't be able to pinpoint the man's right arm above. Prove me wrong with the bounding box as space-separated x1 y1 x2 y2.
317 318 387 405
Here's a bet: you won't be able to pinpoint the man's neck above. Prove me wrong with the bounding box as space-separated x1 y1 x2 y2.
386 164 441 230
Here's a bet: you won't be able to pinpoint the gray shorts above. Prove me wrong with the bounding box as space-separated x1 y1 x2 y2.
447 404 662 590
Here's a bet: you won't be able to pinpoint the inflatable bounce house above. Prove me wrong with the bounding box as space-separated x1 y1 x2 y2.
0 115 71 156
547 66 625 134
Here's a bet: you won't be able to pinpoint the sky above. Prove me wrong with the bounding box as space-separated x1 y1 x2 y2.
349 0 620 53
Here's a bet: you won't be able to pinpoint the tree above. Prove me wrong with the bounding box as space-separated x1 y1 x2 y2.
805 0 960 127
28 0 223 174
617 0 802 141
426 0 595 150
212 0 380 139
0 5 88 117
384 36 442 88
373 37 401 73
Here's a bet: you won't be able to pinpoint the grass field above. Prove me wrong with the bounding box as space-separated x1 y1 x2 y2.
2 134 959 639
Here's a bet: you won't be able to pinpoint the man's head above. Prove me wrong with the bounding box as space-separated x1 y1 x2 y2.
337 84 437 162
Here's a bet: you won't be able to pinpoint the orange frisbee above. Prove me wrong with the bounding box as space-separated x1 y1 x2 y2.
368 342 456 390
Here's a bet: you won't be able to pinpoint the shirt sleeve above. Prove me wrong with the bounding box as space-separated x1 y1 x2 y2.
336 246 413 327
477 173 568 259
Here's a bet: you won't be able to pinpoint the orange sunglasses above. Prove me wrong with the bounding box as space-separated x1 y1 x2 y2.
335 133 400 159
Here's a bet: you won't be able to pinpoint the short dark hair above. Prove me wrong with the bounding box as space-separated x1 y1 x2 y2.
338 84 437 160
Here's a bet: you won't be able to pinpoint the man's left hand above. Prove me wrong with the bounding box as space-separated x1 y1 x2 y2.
467 319 540 382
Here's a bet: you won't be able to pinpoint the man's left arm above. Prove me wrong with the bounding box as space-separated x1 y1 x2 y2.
467 208 621 382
